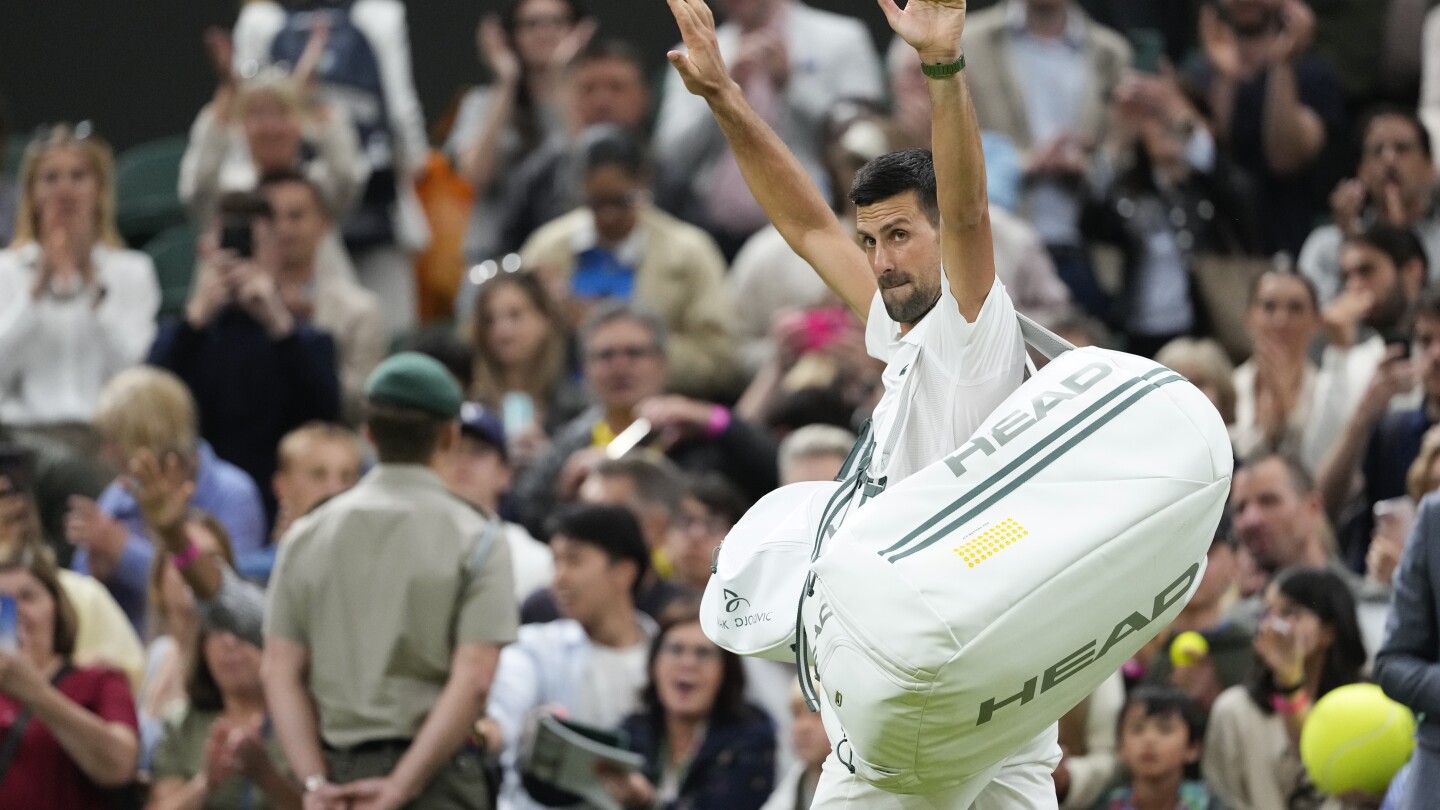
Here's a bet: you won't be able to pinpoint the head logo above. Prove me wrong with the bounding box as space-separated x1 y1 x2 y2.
723 589 750 613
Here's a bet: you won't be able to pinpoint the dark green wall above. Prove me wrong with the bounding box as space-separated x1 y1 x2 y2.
0 0 920 153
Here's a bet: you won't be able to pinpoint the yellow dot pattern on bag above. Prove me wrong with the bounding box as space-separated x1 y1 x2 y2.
952 519 1029 568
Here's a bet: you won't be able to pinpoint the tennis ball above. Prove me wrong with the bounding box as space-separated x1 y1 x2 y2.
1300 683 1416 796
1169 631 1209 668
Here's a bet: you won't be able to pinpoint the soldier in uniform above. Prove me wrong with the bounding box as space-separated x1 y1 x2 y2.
263 352 519 810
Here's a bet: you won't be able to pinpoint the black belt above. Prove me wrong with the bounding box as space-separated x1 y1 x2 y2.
325 737 411 755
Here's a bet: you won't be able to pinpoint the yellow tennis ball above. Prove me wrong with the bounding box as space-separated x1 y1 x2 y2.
1300 683 1416 796
1168 631 1209 668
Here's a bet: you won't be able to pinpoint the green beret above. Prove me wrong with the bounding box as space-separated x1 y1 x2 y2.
364 352 463 419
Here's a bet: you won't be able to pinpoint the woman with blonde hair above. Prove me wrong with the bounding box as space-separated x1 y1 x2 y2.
179 27 367 225
65 367 264 633
0 123 160 426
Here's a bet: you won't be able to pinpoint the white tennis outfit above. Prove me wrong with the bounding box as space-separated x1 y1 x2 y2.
809 275 1062 809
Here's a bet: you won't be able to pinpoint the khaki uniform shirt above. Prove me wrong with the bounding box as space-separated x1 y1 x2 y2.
266 465 519 748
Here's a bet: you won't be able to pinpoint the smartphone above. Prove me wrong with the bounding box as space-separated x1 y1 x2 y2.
0 595 17 653
0 447 35 497
502 392 536 439
220 218 254 259
1130 28 1166 75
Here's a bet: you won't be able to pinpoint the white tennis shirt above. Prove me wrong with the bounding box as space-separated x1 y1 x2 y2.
861 275 1027 489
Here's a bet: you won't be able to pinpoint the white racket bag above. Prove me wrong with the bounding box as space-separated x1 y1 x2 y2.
798 342 1232 794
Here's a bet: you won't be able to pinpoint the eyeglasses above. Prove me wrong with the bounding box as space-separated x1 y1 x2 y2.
659 641 722 663
586 345 659 364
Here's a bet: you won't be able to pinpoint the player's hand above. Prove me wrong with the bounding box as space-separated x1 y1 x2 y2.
665 0 737 101
878 0 967 65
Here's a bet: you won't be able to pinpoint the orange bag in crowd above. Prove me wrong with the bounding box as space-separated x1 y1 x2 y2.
413 149 474 323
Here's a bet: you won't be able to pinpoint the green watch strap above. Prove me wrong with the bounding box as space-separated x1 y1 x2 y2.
920 51 967 79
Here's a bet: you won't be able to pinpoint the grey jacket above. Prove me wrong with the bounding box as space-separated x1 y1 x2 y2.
1375 494 1440 807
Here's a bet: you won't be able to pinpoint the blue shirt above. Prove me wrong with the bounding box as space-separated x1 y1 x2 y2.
72 441 266 632
1006 0 1089 246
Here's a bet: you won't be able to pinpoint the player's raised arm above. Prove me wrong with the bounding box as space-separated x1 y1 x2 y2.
665 0 875 320
879 0 994 321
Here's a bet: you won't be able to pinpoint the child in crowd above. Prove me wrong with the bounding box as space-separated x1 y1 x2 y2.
1094 686 1225 810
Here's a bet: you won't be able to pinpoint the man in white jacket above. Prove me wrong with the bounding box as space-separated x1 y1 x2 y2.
664 0 1058 806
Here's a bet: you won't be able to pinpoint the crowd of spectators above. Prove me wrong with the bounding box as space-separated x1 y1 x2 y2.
1 0 1440 807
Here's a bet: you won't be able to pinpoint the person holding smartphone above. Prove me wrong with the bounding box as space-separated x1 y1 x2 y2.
0 547 140 808
149 190 342 526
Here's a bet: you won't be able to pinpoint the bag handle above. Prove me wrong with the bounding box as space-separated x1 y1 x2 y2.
1017 312 1076 362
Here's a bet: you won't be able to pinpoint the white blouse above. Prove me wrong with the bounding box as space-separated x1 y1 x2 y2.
0 243 160 424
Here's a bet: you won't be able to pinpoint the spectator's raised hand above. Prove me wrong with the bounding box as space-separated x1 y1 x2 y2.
202 718 237 791
186 249 237 330
1254 614 1312 687
1199 4 1242 81
1329 179 1367 238
125 448 194 542
878 0 968 63
64 496 128 582
225 719 275 782
1353 347 1417 427
1319 287 1374 348
204 26 237 88
1268 0 1315 65
733 29 788 88
549 16 598 73
476 16 521 86
666 0 735 100
0 646 47 703
232 264 297 339
292 17 332 93
635 395 719 449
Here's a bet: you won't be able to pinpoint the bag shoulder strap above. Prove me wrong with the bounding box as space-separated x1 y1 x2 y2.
0 663 75 785
1017 312 1076 361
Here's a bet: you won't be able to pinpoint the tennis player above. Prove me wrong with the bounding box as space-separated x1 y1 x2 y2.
665 0 1060 806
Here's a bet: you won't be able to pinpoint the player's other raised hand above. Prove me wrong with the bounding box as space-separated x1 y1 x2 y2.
878 0 967 63
665 0 734 100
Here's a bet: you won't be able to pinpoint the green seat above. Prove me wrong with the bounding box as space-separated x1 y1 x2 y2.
142 223 198 320
115 136 189 246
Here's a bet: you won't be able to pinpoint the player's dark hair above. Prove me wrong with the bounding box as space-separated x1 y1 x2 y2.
849 148 939 224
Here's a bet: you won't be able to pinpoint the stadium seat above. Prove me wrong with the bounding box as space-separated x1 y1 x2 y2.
115 135 189 246
142 222 198 320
